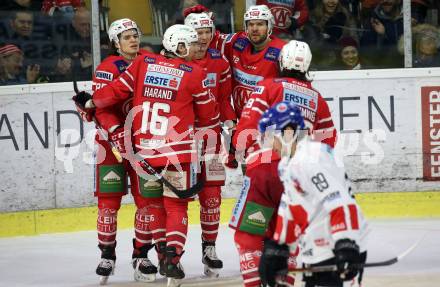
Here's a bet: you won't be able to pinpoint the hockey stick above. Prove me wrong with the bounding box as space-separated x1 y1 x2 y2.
289 235 422 273
72 63 204 199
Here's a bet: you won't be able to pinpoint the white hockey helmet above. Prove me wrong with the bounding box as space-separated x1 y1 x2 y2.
279 40 312 73
243 5 274 35
184 12 215 35
108 18 141 43
162 24 198 58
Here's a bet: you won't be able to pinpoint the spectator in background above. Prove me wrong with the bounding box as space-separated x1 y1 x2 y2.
304 0 358 69
9 9 34 40
360 0 403 67
335 36 367 69
0 44 41 85
51 6 92 81
256 0 309 39
41 0 84 20
398 23 440 68
411 0 431 26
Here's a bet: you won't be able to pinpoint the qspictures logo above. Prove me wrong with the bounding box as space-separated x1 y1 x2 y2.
421 86 440 181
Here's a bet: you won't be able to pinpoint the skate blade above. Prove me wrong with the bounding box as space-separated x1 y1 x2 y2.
167 277 182 287
134 271 156 282
204 265 220 278
99 276 109 285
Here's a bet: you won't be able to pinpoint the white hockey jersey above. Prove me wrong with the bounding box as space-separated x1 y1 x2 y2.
274 140 368 264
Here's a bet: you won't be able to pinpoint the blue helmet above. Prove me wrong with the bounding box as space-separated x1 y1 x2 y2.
258 101 305 134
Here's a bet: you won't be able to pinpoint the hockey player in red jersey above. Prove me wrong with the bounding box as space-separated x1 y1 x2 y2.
229 104 300 287
256 0 309 37
184 4 286 119
184 12 235 277
74 18 162 284
233 40 337 160
74 24 220 287
257 101 368 287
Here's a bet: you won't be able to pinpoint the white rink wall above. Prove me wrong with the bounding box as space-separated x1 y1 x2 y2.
1 69 440 212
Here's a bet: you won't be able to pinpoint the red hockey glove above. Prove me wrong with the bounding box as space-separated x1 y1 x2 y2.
72 92 94 122
183 4 211 18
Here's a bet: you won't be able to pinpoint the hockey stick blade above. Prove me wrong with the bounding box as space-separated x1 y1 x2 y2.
290 236 423 273
138 159 204 199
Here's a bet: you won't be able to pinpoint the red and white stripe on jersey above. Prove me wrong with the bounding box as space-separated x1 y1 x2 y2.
329 204 360 234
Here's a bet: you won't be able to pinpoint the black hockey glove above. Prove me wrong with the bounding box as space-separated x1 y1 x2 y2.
72 91 93 109
72 92 94 122
259 239 290 287
333 239 361 281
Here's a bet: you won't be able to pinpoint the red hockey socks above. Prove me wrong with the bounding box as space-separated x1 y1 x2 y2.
163 197 189 255
199 186 221 242
97 197 121 246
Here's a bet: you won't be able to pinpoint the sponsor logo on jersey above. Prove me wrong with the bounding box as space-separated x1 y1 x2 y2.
264 47 281 62
253 85 264 94
323 191 341 202
143 87 176 100
139 176 163 198
282 83 318 112
314 238 330 247
147 64 184 77
144 71 182 91
95 70 113 81
208 48 222 59
99 165 125 193
229 176 251 228
139 138 166 148
203 73 217 87
114 60 128 72
233 37 249 51
268 0 295 5
179 64 193 72
240 202 274 235
233 68 264 87
144 56 156 63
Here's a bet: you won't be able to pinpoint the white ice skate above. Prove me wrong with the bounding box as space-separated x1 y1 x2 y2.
202 242 223 278
167 277 182 287
132 257 157 282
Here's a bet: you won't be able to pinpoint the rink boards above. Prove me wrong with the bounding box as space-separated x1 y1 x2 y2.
1 68 440 236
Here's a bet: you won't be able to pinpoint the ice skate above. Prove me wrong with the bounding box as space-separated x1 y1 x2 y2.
155 241 167 276
96 244 116 285
166 246 185 287
202 241 223 278
132 240 158 282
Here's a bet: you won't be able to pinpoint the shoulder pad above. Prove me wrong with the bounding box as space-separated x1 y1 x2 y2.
178 63 193 72
113 59 129 72
264 47 281 62
207 48 222 59
233 37 250 52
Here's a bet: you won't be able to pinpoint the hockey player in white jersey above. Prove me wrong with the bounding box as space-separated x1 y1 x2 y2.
257 101 368 287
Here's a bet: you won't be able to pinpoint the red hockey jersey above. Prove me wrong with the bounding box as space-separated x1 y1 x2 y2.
233 77 337 153
229 148 284 240
216 32 286 118
193 48 236 122
92 53 220 167
257 0 309 36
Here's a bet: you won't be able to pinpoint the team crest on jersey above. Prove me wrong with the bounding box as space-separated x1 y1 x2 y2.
264 47 280 62
253 86 264 94
144 56 156 63
95 70 113 81
233 38 249 51
203 73 217 87
113 60 128 72
208 48 222 59
178 64 193 72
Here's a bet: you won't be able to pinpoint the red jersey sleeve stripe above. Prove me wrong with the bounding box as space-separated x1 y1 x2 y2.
119 77 133 92
330 206 347 234
125 70 134 81
193 91 208 98
348 204 359 230
255 98 269 107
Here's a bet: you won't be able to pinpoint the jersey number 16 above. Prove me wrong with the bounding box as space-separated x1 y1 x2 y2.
140 101 170 136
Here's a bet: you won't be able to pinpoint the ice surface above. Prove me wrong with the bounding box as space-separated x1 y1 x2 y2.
0 219 439 287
